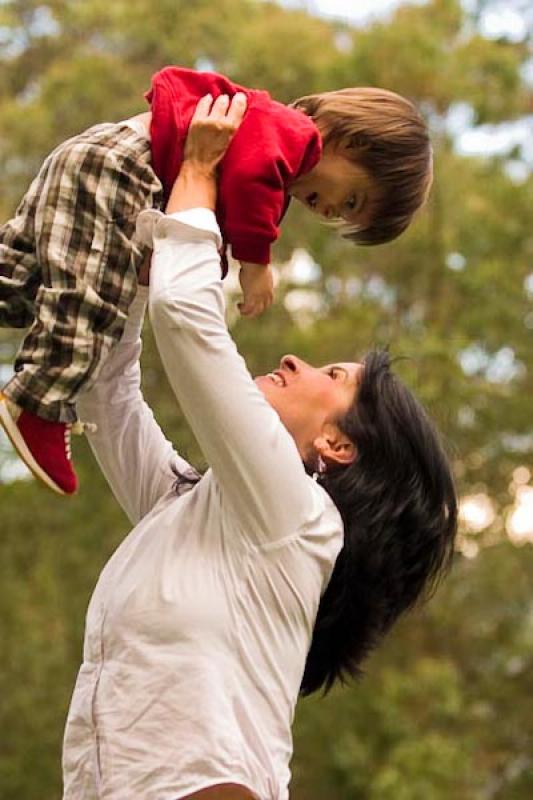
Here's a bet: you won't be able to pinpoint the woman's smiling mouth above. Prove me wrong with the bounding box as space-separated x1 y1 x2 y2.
266 370 286 387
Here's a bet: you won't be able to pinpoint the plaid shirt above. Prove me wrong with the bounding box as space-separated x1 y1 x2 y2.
0 123 163 422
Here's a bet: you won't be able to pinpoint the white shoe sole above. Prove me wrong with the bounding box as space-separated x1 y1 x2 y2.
0 394 66 495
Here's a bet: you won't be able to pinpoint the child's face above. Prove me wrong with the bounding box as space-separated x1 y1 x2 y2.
289 145 379 229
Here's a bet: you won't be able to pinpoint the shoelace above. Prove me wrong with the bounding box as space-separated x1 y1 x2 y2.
64 420 98 460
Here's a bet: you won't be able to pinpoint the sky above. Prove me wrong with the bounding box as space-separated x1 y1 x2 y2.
292 0 411 25
291 0 531 41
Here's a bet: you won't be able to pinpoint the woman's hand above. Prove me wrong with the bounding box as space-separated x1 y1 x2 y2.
183 92 247 176
166 92 247 215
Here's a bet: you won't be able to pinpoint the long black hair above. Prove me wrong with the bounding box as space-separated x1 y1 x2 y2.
300 350 457 696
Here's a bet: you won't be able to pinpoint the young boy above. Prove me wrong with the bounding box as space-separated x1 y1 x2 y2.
0 66 432 496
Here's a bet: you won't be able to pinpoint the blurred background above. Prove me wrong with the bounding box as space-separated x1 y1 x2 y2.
0 0 532 797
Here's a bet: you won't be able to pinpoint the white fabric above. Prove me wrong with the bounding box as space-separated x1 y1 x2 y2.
64 209 344 800
122 113 151 139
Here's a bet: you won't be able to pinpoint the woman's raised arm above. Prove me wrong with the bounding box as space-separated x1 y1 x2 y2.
77 285 194 525
145 95 331 547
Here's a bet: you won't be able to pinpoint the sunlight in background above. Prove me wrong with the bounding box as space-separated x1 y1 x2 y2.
508 486 533 542
456 466 533 555
507 467 533 544
459 494 496 533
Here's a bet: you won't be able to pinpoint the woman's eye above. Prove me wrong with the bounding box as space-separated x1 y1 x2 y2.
328 368 340 379
345 195 357 211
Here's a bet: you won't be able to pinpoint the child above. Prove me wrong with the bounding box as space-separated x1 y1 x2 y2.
0 66 432 496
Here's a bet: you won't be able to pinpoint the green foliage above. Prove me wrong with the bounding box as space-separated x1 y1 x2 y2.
335 0 528 119
0 0 531 797
292 543 533 799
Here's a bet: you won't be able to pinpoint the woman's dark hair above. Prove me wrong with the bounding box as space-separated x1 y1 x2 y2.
300 350 457 696
171 351 457 698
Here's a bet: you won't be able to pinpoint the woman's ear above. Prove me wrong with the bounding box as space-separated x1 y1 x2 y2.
314 424 357 468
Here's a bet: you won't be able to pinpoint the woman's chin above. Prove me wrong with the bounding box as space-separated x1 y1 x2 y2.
255 375 279 408
254 375 271 395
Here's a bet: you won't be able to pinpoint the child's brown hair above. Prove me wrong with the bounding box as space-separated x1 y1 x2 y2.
292 88 432 245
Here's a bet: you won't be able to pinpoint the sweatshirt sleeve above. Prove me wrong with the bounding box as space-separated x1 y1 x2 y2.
143 208 327 547
218 103 322 264
146 66 246 199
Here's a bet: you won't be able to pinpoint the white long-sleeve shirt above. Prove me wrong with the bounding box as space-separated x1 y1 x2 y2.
63 209 344 800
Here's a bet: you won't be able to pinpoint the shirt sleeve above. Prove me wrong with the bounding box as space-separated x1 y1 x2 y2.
76 286 193 525
143 208 322 547
218 104 322 265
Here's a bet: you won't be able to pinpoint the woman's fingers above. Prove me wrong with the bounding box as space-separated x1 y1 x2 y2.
184 93 247 175
191 93 213 122
192 92 247 126
215 93 247 131
210 93 231 119
227 93 247 128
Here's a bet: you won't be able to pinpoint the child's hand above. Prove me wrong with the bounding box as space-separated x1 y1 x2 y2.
238 262 274 318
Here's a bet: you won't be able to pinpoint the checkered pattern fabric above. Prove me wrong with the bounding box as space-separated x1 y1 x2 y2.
0 123 163 422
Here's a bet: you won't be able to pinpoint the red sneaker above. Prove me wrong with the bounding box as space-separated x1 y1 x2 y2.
0 394 94 495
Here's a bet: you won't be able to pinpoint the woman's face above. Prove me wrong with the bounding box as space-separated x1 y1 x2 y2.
255 355 363 464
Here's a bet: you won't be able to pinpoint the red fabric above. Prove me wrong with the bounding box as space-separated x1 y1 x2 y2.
146 66 322 265
18 411 78 494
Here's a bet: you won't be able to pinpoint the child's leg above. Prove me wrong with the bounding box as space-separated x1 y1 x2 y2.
0 194 42 329
2 123 162 423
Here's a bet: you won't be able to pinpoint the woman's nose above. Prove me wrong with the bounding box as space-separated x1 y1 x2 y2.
280 355 308 373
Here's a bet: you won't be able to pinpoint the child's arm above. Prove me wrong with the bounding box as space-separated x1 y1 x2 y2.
219 102 321 266
237 261 274 318
224 105 320 318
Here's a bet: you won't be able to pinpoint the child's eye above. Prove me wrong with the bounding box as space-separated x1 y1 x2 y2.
328 367 341 379
345 195 357 211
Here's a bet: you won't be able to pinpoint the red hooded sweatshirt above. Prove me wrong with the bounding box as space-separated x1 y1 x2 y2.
146 67 322 266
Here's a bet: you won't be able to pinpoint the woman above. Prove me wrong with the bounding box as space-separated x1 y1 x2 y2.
63 94 457 799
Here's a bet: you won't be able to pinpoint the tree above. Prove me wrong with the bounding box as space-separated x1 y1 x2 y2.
0 0 531 796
